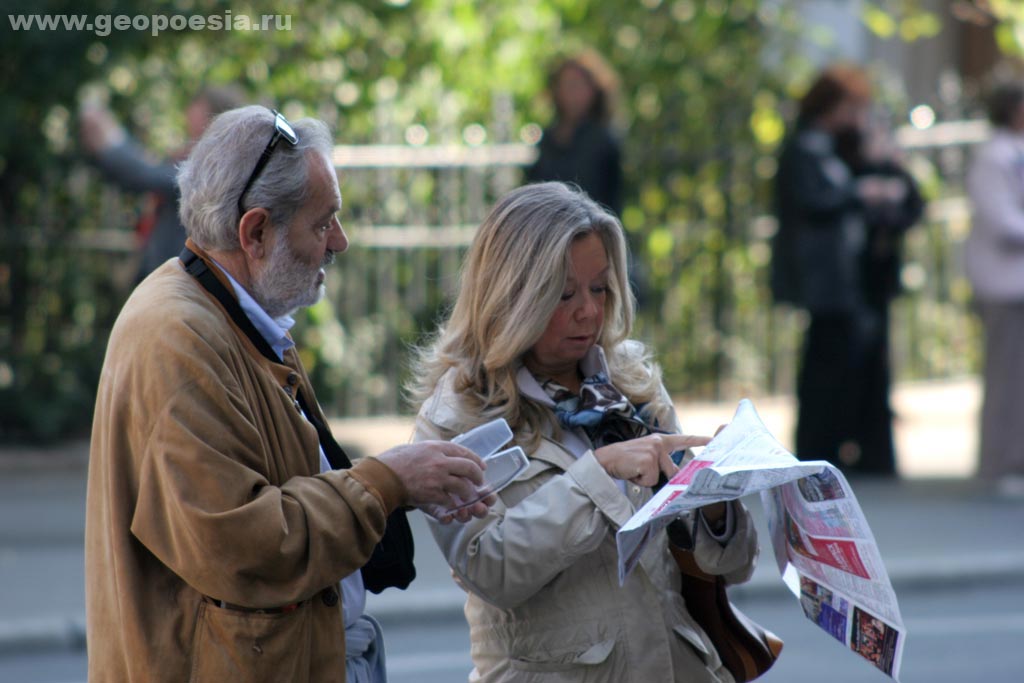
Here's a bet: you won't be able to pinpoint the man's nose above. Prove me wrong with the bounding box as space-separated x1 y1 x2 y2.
328 219 349 254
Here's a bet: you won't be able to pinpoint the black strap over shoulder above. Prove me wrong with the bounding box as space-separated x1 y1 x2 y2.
180 246 281 362
179 246 415 593
293 390 352 470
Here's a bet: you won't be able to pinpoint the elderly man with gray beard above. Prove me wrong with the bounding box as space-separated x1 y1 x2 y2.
85 106 492 683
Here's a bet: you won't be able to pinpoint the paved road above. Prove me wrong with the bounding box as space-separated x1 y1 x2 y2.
4 376 1021 681
3 581 1022 682
741 581 1024 682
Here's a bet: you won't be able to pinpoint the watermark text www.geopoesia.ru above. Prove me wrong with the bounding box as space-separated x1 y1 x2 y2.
8 12 292 38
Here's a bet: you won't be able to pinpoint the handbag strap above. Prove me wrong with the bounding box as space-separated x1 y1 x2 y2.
671 542 783 681
670 543 714 581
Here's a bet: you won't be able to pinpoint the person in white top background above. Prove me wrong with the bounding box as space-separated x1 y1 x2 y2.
966 82 1024 495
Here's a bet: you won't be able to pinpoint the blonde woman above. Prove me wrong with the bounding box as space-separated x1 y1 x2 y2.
409 182 757 682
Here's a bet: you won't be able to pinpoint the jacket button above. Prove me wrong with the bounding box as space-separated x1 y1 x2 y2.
321 588 339 607
287 373 299 386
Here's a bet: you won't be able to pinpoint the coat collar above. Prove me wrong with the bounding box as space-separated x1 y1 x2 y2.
180 239 297 388
207 255 296 362
515 344 611 408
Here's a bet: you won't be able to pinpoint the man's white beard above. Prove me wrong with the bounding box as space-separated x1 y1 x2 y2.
251 236 328 318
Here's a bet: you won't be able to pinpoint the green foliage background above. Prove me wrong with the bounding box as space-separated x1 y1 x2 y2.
0 0 1012 440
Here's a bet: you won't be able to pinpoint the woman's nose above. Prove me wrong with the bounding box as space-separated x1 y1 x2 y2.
575 291 599 320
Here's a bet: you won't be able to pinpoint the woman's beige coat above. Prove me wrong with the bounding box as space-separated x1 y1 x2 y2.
415 369 758 683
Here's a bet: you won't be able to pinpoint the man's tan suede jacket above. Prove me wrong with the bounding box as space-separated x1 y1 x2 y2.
86 242 405 682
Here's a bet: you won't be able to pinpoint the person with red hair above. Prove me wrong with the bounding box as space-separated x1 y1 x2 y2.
771 65 922 477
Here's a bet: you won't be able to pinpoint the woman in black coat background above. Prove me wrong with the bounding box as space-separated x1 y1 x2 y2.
526 49 623 217
771 65 923 477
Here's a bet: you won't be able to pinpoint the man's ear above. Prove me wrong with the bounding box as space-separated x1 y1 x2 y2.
238 208 273 260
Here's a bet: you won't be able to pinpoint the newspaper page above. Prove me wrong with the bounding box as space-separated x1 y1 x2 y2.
616 399 827 583
762 468 906 680
615 399 906 680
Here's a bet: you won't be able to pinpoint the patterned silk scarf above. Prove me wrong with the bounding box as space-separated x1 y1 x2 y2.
543 369 698 551
541 371 662 448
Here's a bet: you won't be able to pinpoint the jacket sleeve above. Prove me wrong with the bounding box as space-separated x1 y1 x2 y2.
692 501 758 584
601 131 624 218
968 149 1024 246
94 139 178 195
779 139 860 222
416 417 632 610
891 164 924 234
127 325 405 608
659 387 759 584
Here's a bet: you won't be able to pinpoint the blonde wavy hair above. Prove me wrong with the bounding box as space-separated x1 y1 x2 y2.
409 182 670 451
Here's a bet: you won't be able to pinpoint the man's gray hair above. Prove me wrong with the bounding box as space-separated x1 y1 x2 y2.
178 105 334 251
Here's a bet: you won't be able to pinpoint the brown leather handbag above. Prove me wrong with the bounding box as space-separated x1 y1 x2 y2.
671 545 784 682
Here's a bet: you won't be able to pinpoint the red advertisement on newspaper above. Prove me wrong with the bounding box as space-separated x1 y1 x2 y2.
669 458 714 486
786 513 871 579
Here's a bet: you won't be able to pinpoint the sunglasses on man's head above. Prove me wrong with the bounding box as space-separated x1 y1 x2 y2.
237 109 299 217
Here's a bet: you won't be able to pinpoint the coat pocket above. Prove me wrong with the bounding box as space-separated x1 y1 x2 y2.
673 622 727 675
509 637 616 673
189 600 312 683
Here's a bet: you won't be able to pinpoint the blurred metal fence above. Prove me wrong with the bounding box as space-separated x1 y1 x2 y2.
889 118 983 382
318 139 536 415
6 118 986 418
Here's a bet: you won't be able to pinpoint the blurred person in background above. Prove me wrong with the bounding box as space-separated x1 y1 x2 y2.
410 182 757 682
79 84 245 282
527 50 648 302
966 83 1024 496
526 49 623 217
86 106 491 683
771 65 922 478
